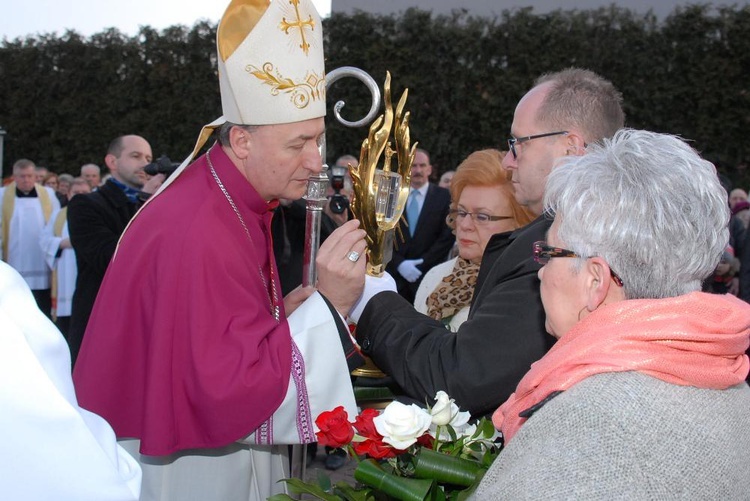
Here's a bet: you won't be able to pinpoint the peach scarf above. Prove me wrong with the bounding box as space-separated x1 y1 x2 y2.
493 291 750 443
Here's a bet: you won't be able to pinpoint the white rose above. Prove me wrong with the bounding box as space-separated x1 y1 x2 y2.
430 391 454 426
449 408 471 429
461 423 477 439
374 401 432 449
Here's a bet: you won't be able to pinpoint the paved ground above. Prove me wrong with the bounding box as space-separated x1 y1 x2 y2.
303 445 357 487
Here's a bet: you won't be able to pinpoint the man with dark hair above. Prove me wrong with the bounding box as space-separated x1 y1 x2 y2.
353 68 625 417
67 135 163 363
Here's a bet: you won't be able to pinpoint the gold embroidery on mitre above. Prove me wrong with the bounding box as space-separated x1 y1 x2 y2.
278 0 316 56
246 62 325 109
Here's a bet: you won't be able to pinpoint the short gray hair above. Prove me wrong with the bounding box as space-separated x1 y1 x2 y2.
218 122 259 146
12 159 35 173
80 163 100 175
545 129 729 299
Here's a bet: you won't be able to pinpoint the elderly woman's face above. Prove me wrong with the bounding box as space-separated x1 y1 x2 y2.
538 219 588 339
455 185 518 263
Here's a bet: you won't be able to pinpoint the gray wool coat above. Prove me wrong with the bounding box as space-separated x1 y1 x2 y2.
473 371 750 500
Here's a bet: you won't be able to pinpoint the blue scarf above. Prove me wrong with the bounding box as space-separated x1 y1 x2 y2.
109 178 141 203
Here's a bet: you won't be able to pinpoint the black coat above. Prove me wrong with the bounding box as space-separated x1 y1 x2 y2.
67 180 140 363
271 199 339 295
386 183 454 302
357 215 556 417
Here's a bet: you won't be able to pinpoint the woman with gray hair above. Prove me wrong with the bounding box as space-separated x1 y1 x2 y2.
475 129 750 499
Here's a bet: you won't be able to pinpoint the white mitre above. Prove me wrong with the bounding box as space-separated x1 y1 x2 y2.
117 0 327 247
218 0 326 125
147 0 326 192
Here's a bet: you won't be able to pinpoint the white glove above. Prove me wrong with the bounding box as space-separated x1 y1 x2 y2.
348 272 398 323
397 258 424 283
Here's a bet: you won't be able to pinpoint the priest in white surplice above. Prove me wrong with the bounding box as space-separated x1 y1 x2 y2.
40 177 92 339
73 1 367 500
0 259 141 501
1 159 60 317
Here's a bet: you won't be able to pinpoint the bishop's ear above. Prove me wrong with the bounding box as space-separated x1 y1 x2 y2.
228 125 252 160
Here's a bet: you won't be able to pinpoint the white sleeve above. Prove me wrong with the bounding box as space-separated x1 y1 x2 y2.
0 262 141 501
46 186 61 211
39 209 62 270
240 291 357 445
348 272 398 323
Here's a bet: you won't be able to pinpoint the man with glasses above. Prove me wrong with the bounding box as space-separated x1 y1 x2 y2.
352 68 624 417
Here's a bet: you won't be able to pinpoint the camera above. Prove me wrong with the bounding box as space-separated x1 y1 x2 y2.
144 155 179 178
329 165 349 215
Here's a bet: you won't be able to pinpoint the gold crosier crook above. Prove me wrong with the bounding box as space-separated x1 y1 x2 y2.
302 69 416 284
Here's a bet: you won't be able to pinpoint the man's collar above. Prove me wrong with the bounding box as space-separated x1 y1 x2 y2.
411 182 429 197
16 186 37 198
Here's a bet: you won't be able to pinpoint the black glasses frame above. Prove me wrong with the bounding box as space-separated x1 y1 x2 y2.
507 131 569 159
533 241 624 287
447 209 514 225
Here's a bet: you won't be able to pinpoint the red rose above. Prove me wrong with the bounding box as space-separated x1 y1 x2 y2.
353 408 380 438
416 433 434 448
315 406 354 448
353 437 401 459
351 408 404 459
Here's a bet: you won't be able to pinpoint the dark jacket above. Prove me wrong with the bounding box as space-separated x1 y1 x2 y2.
271 198 339 295
67 179 140 363
357 215 556 416
386 183 454 302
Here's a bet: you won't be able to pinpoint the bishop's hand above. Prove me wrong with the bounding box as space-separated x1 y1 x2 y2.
316 219 367 315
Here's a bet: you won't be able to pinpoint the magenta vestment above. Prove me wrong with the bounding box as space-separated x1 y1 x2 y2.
73 145 293 456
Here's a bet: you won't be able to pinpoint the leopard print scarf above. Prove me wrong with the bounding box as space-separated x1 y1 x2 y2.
425 257 479 321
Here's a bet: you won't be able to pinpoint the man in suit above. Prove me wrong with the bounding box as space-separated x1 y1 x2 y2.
67 135 164 364
387 148 454 303
352 69 625 416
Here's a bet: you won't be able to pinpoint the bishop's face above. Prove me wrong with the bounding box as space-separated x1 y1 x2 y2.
241 117 325 201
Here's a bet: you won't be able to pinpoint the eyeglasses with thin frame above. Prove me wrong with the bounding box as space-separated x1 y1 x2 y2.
447 208 514 226
507 131 569 159
533 241 624 287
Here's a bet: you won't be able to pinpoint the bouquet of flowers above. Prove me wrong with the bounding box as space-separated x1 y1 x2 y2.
270 392 501 501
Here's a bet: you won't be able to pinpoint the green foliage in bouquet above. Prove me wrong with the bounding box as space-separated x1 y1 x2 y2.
270 392 501 501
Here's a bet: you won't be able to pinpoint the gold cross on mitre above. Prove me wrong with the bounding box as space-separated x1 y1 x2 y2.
279 0 315 55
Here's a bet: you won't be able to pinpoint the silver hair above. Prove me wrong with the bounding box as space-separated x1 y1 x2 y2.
217 122 259 146
545 128 729 299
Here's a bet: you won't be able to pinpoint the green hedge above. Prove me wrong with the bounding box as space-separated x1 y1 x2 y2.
1 4 748 186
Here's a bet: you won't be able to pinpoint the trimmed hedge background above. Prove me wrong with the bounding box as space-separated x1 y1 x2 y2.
1 4 748 186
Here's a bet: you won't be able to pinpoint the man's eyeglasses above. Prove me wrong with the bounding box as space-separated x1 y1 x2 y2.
447 209 513 226
533 241 624 287
507 131 568 159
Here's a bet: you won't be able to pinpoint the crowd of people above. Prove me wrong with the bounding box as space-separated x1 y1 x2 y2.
2 0 749 500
